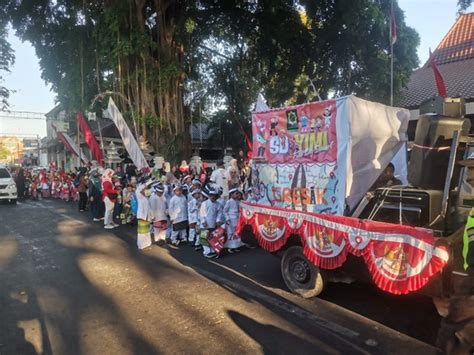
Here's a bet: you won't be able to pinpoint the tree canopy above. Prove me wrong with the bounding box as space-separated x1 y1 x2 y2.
0 18 15 111
0 0 420 160
458 0 473 12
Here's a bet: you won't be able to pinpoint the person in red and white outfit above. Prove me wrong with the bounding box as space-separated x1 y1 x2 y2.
102 168 119 229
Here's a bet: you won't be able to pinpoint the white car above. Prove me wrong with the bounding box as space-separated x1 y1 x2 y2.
0 166 18 204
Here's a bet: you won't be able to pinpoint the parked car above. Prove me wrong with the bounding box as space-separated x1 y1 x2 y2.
0 166 17 204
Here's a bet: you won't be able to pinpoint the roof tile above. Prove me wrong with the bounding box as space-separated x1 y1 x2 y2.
399 13 474 108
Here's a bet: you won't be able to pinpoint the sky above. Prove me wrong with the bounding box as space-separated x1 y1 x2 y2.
0 0 472 138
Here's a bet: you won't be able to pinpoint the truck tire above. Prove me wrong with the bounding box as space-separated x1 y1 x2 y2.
281 246 325 298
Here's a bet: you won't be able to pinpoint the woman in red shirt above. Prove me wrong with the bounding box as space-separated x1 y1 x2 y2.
102 168 119 229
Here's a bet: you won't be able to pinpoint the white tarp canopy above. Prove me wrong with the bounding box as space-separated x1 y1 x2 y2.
338 96 409 209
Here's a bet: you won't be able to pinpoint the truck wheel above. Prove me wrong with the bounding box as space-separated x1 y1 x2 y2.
281 246 324 298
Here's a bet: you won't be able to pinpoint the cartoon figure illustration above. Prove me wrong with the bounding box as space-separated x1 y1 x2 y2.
258 165 278 205
300 110 308 133
323 106 332 128
310 118 317 132
316 117 322 131
270 116 279 136
269 128 289 156
255 120 268 157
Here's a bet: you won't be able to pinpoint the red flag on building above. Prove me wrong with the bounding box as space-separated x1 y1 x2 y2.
51 124 89 164
76 112 104 165
390 1 397 45
427 49 447 97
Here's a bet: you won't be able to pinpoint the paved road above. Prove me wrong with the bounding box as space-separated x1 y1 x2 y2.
0 199 440 354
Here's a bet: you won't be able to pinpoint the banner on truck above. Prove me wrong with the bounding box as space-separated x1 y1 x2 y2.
252 100 337 164
251 96 410 213
252 99 345 214
251 162 342 215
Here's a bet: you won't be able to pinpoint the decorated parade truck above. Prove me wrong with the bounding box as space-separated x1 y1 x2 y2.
238 95 472 301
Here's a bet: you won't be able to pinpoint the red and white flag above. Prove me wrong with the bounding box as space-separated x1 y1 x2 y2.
52 124 89 164
390 1 397 45
77 112 104 165
428 49 447 97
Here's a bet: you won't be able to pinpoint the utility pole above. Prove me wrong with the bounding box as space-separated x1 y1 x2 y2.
37 135 40 166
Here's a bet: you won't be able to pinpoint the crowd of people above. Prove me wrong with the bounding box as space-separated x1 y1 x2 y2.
12 151 254 259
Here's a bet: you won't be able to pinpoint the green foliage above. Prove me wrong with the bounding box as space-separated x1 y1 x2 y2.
0 143 10 160
164 132 185 163
138 112 163 129
458 0 473 12
0 0 420 152
0 18 15 111
296 0 419 104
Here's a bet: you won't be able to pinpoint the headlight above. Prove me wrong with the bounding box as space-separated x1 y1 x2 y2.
7 183 16 189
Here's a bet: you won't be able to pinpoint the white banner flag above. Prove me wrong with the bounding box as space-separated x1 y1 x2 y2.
61 131 90 164
107 98 149 170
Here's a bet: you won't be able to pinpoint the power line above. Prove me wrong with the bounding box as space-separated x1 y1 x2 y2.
0 133 43 138
0 111 47 120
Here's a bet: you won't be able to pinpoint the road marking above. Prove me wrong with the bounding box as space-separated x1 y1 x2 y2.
17 200 55 209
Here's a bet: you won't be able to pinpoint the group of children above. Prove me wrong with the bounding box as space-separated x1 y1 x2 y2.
16 163 253 259
136 176 250 259
23 169 80 201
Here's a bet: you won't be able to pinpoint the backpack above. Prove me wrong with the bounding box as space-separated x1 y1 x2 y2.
73 174 81 188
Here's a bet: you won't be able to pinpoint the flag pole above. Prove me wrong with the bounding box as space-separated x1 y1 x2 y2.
390 0 394 106
77 116 82 167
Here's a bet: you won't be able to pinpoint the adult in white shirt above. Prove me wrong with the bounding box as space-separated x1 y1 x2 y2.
210 161 229 199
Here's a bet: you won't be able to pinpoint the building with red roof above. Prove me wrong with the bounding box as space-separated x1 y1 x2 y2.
399 12 474 124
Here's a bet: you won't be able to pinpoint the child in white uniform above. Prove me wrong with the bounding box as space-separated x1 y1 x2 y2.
224 188 243 252
149 184 168 245
187 189 202 246
169 184 188 246
199 189 224 258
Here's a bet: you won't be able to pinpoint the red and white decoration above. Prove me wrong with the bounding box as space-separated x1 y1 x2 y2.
209 227 226 255
238 202 449 295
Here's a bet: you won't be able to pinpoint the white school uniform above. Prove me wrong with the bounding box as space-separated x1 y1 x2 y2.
150 193 168 221
199 199 224 256
224 198 243 249
188 197 200 243
169 194 188 242
149 193 168 242
136 183 153 249
199 199 224 229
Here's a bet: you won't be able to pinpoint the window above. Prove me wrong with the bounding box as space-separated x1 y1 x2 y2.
0 168 11 179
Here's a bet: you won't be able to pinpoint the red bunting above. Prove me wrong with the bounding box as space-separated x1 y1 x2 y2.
238 202 449 295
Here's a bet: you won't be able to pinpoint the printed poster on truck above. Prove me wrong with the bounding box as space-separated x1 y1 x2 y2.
251 99 345 215
251 162 342 215
252 100 337 164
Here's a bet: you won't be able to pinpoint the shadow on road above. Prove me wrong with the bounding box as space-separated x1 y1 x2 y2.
227 310 324 354
0 200 184 354
0 199 441 354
